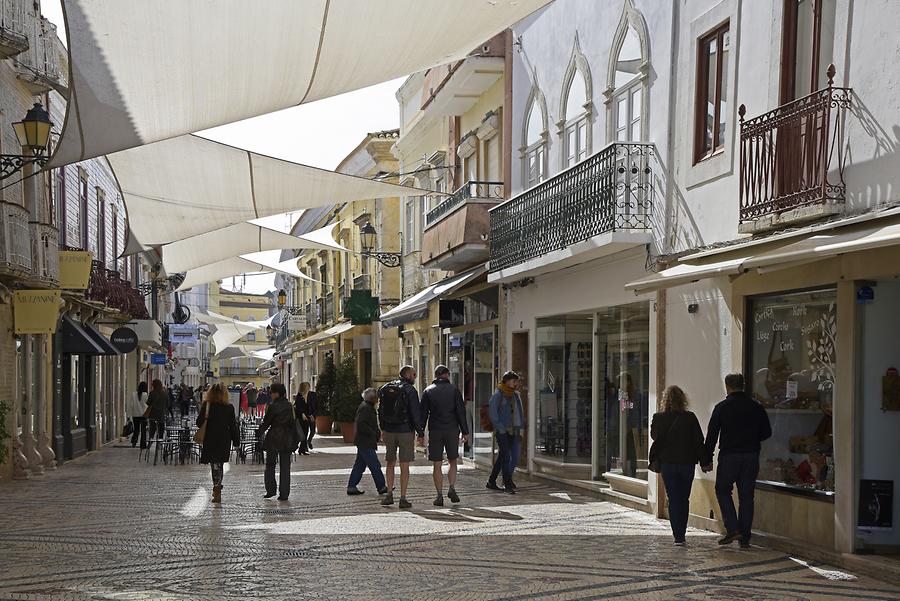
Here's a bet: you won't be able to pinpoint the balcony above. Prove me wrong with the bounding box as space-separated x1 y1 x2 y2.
421 54 504 117
16 16 61 93
422 181 504 271
27 222 58 286
353 274 370 290
324 292 334 325
0 201 31 277
0 0 29 58
738 69 852 233
489 142 654 282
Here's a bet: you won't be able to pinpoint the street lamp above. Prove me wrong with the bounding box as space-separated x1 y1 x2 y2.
2 103 53 180
359 221 401 268
265 324 274 341
275 288 303 315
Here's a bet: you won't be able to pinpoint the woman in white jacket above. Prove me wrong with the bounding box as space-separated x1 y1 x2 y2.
130 381 149 448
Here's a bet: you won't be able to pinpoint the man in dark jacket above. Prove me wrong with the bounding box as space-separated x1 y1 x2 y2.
379 365 424 509
259 383 298 501
421 365 468 506
704 373 772 547
346 388 388 496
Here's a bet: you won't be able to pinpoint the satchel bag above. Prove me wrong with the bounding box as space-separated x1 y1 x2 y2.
122 420 134 437
194 403 208 444
648 414 680 473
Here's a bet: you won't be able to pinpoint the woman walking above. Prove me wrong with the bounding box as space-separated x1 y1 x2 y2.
650 385 706 546
130 382 149 448
301 382 318 450
293 384 311 455
197 383 240 503
147 379 169 441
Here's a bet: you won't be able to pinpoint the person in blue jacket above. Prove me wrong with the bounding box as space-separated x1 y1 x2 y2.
487 371 525 494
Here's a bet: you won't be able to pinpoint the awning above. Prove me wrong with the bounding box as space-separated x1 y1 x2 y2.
83 325 120 355
50 0 550 167
177 255 317 292
59 317 107 355
292 321 356 350
625 218 900 294
380 265 486 328
162 223 347 275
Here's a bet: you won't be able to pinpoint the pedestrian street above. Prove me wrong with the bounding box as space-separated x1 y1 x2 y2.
1 437 898 601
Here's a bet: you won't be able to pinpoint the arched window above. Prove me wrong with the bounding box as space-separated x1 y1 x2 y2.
559 37 593 169
522 87 548 187
606 2 649 143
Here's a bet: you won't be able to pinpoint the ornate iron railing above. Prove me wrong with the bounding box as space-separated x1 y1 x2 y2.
739 65 851 223
426 180 504 228
105 270 128 312
122 281 150 319
86 260 109 303
324 292 334 325
489 142 653 273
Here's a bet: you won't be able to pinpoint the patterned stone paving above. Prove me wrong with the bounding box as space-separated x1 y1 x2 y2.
1 436 899 600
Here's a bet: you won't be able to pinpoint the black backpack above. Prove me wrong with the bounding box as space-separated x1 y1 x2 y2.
379 379 408 427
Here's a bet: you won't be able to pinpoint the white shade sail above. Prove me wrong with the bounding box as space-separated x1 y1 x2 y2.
177 254 317 292
109 134 420 246
210 314 274 354
162 222 346 274
51 0 549 167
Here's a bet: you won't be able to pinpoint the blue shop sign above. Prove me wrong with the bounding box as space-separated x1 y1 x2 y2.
150 353 167 365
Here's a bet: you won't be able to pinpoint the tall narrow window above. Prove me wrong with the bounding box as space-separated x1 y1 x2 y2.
405 199 416 253
612 25 645 142
78 170 89 250
55 167 66 245
695 22 730 162
563 71 589 168
96 188 106 265
523 96 547 187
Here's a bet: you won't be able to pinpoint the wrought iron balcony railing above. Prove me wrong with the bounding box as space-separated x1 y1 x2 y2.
489 142 653 273
738 65 851 225
426 180 504 228
353 274 370 290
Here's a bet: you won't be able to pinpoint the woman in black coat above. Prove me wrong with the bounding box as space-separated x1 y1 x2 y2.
294 386 311 455
197 383 240 504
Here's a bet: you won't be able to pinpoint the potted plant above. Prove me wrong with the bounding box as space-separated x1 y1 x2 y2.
330 353 361 443
315 355 336 435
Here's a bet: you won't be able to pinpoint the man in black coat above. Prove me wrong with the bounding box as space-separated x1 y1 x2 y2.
421 365 469 506
346 388 388 496
703 373 773 548
259 383 298 501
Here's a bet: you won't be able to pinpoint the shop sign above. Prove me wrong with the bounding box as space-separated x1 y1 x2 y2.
205 371 215 378
150 353 167 365
110 327 138 353
287 315 307 332
168 323 198 344
858 480 893 531
58 251 93 289
13 290 61 334
857 285 875 304
343 289 380 325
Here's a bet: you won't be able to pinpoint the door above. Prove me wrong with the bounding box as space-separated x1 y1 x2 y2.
472 328 496 466
511 332 530 468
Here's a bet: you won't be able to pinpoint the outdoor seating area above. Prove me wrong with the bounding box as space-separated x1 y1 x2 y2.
138 414 269 466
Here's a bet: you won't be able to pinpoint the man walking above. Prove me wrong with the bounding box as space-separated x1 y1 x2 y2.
347 388 388 496
379 365 424 509
259 383 299 501
703 373 772 548
421 365 469 506
487 371 525 494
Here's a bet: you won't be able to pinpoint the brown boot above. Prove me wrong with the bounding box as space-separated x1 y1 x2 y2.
211 485 222 503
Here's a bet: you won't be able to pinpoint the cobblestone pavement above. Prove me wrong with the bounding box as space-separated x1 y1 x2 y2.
1 437 899 601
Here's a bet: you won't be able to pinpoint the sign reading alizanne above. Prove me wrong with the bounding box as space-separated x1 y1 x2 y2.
58 251 93 289
13 290 61 334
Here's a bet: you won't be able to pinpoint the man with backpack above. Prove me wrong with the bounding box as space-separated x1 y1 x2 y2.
378 365 423 509
420 365 468 506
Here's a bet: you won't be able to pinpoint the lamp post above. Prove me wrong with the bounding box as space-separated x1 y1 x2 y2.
2 103 53 180
275 288 304 315
359 221 401 268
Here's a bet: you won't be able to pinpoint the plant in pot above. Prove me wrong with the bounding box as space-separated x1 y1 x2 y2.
330 353 361 443
315 355 336 435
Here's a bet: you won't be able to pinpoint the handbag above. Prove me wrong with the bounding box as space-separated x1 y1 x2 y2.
194 403 208 444
648 414 680 473
122 420 134 437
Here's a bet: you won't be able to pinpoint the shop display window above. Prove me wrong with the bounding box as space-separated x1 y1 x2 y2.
748 288 836 494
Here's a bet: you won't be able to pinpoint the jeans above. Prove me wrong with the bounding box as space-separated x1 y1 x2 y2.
348 447 386 491
661 463 696 542
131 416 147 448
307 417 316 447
489 432 521 486
210 462 223 487
265 451 292 499
715 452 760 541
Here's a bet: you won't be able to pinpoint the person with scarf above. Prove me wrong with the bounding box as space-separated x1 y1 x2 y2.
486 371 525 494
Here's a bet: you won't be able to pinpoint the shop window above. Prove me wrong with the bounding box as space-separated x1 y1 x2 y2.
694 21 730 162
748 288 836 494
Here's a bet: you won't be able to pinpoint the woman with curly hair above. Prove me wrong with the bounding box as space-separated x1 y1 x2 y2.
650 385 706 546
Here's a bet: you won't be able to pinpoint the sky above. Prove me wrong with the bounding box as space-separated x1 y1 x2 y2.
40 0 403 294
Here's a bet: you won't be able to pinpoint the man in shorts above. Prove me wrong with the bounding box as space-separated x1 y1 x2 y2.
420 365 469 506
379 366 423 509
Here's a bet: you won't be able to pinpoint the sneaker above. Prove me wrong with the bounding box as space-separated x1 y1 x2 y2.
447 488 460 504
433 495 444 507
381 494 394 506
674 540 686 547
347 487 364 496
504 485 516 494
718 532 741 545
486 481 502 491
263 492 277 499
398 498 412 509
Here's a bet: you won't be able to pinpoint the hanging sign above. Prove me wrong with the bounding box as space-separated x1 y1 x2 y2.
110 327 138 353
343 289 380 325
287 314 307 332
58 251 93 289
857 285 875 304
13 290 61 334
167 323 198 344
150 353 167 365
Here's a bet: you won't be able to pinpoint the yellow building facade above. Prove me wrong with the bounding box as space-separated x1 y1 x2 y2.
208 282 274 388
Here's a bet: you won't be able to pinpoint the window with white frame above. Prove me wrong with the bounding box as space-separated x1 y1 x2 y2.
523 95 547 187
612 25 644 142
563 71 589 168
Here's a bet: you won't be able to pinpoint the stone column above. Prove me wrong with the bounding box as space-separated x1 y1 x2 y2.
22 335 44 475
35 334 55 469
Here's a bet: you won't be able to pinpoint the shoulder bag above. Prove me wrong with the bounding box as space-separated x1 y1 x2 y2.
648 414 680 473
194 403 208 444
